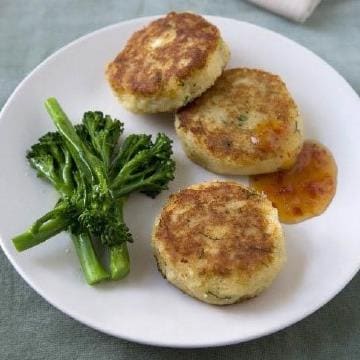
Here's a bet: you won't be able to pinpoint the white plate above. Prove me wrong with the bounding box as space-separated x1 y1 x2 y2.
0 15 360 348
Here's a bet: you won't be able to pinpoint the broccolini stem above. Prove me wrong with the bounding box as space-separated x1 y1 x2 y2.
109 197 130 279
45 98 105 187
12 217 71 252
110 242 130 280
30 202 71 233
112 182 148 198
71 232 110 285
112 178 163 198
111 162 158 190
62 150 75 192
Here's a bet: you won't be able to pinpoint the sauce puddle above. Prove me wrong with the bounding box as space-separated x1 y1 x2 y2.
250 140 337 224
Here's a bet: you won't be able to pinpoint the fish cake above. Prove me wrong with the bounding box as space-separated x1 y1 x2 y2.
106 12 230 113
175 68 304 175
152 181 285 305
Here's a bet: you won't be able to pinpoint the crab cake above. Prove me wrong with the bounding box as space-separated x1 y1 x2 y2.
106 12 230 113
175 68 304 175
152 181 285 305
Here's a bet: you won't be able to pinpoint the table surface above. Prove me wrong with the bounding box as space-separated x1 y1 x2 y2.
1 0 359 359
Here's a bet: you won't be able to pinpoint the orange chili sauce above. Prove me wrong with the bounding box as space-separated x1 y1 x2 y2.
249 140 337 224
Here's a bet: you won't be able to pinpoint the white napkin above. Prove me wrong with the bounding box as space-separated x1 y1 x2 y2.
247 0 323 22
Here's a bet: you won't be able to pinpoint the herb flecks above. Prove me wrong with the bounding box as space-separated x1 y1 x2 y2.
294 121 300 133
206 291 233 300
237 114 248 125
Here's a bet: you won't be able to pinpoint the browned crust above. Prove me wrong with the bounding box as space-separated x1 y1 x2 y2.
153 182 276 278
176 68 300 162
106 12 220 96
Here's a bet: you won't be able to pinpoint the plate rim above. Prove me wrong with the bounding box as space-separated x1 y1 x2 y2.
1 14 360 348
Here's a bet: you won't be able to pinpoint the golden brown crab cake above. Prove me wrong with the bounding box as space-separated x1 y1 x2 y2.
175 68 304 175
106 12 230 113
152 181 285 305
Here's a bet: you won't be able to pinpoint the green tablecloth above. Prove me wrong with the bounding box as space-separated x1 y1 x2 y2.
1 0 359 358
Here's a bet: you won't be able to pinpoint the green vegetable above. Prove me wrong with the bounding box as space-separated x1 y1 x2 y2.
12 98 175 284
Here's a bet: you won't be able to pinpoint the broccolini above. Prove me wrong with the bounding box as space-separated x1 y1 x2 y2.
12 98 175 284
